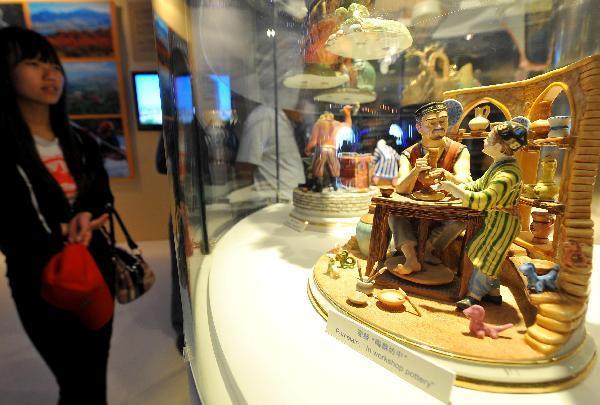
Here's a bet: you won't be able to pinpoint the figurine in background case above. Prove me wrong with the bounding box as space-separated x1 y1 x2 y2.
371 138 402 186
388 100 472 276
305 105 353 192
439 120 529 310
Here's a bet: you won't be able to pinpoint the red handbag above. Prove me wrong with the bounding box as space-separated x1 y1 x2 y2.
41 243 114 330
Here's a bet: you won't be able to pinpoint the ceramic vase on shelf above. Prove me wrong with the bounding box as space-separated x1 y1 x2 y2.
530 211 555 244
529 100 552 139
468 105 490 132
547 116 570 138
533 155 560 201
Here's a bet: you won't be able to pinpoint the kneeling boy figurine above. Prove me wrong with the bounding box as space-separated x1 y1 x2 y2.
439 119 528 310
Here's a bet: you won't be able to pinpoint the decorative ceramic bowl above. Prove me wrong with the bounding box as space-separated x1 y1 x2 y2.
347 291 368 305
380 187 394 198
377 289 407 309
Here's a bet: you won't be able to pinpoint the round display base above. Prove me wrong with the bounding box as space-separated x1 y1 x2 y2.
283 72 348 89
308 248 597 393
314 88 377 104
326 31 412 60
289 208 361 233
291 187 378 232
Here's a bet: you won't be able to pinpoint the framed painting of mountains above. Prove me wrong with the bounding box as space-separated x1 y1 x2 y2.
28 2 114 58
64 61 121 114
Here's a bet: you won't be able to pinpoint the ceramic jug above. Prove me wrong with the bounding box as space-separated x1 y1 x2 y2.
468 105 491 132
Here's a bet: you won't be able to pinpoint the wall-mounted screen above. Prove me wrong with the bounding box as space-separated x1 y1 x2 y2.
132 71 162 130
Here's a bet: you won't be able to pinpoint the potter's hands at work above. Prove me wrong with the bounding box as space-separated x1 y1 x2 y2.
428 167 460 184
438 180 467 199
414 153 433 183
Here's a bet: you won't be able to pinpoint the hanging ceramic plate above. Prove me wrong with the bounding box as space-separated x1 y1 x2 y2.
283 72 348 89
314 88 376 104
326 30 412 60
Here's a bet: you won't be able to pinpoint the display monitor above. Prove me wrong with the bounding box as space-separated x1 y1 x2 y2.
132 71 162 130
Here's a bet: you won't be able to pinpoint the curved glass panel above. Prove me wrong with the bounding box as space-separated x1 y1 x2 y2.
153 0 600 359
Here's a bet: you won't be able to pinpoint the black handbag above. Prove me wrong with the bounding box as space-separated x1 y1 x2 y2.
105 204 155 304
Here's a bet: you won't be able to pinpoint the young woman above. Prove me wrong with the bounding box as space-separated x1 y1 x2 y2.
0 27 115 404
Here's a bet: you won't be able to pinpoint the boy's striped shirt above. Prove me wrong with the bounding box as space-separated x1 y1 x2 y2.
461 157 522 276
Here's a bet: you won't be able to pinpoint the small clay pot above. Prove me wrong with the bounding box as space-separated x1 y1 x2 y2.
530 119 551 139
530 211 555 244
356 277 375 296
380 187 394 198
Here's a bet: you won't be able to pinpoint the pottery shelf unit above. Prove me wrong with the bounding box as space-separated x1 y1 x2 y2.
444 55 600 355
448 130 490 141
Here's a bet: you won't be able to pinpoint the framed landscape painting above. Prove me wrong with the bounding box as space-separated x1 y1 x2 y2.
71 118 130 177
63 61 121 114
29 2 114 57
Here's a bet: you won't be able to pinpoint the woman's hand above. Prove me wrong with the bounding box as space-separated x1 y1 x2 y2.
68 212 109 246
438 180 466 200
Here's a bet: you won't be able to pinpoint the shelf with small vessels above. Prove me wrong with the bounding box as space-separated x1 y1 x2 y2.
524 136 572 151
518 197 565 215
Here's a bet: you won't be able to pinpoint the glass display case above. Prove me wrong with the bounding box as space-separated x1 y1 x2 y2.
152 0 599 402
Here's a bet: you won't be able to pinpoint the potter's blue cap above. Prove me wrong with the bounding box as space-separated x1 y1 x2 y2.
444 99 463 127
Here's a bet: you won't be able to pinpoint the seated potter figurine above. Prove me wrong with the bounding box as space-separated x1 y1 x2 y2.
388 100 472 276
439 119 529 310
305 105 353 192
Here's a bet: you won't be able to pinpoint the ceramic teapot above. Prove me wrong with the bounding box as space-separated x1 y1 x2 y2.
468 105 491 132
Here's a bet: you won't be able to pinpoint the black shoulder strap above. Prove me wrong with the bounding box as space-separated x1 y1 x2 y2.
106 203 138 251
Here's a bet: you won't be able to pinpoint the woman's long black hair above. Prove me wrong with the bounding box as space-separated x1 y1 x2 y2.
0 26 89 196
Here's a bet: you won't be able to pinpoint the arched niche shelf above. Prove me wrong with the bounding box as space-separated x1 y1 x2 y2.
528 81 575 126
451 97 512 133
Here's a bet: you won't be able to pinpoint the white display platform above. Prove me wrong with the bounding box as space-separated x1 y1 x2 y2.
189 204 600 405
